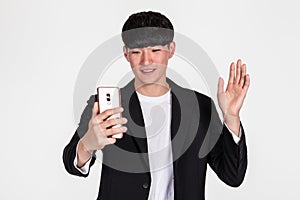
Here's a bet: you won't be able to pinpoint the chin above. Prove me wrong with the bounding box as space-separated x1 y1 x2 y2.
137 78 166 87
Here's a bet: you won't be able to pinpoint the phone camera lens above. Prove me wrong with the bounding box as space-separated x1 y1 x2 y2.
107 98 110 101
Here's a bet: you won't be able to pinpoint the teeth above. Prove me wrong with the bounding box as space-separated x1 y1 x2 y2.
142 69 154 72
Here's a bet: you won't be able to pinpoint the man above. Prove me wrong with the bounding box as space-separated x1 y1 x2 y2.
63 11 250 200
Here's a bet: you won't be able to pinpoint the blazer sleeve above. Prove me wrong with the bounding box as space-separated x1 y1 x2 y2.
62 95 97 177
207 100 248 187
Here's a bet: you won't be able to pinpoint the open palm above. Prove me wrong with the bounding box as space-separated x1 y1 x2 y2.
218 59 250 118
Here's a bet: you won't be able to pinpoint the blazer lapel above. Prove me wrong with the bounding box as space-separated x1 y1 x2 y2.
168 79 201 199
168 78 200 162
126 91 148 153
118 80 150 172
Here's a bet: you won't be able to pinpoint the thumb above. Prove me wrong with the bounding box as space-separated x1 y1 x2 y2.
218 77 224 95
92 102 99 117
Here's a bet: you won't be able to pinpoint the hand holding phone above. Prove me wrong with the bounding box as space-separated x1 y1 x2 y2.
78 102 127 165
97 86 124 139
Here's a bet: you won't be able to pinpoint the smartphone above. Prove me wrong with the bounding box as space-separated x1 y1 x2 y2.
97 86 123 139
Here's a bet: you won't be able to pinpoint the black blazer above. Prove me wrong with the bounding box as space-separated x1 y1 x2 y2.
63 78 247 200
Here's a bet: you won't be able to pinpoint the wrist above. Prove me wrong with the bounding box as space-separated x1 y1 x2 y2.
223 113 240 122
223 114 240 136
77 139 93 168
79 137 93 155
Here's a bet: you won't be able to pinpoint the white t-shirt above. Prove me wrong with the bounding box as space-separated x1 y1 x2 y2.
136 90 174 200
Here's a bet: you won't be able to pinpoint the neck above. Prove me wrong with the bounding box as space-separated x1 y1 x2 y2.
134 81 170 97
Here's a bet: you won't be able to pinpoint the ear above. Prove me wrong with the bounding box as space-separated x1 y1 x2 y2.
123 46 130 62
168 41 176 59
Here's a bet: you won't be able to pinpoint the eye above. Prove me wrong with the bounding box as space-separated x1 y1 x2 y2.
152 49 161 52
131 51 141 54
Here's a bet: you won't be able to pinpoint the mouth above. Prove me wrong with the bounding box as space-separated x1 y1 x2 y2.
140 68 156 74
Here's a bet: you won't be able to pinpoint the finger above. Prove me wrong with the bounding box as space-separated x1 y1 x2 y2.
242 74 250 92
100 117 128 129
112 133 124 139
239 64 247 86
218 77 224 95
97 107 124 122
228 62 235 85
104 126 127 137
106 137 117 145
235 59 242 84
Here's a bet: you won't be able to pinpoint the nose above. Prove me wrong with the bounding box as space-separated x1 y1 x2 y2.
141 50 152 66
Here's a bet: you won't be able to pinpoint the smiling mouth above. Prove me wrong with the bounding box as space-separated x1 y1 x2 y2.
141 69 156 73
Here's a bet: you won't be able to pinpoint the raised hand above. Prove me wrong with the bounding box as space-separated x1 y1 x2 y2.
217 59 250 136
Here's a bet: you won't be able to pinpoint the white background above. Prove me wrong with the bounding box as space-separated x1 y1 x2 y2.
1 0 300 199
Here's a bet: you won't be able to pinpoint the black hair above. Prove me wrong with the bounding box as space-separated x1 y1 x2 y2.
121 11 174 49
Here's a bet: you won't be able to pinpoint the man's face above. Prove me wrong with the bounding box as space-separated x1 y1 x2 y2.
123 42 175 88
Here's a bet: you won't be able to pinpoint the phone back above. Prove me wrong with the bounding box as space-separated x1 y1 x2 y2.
97 87 121 118
97 87 122 139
